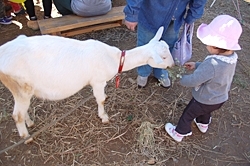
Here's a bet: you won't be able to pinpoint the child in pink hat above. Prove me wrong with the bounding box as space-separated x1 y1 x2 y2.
165 15 242 142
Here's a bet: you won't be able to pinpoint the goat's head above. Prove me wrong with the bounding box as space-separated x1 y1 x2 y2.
146 27 175 69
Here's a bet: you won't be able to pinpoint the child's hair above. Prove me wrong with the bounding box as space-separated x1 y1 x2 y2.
213 46 230 54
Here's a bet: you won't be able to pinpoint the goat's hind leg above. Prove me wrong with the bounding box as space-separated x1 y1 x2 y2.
92 82 109 123
12 95 33 143
25 109 34 127
0 73 33 143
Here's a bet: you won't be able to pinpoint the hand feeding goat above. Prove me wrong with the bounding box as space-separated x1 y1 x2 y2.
0 27 174 143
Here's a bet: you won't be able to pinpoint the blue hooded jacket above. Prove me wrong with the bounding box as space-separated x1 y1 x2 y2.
124 0 207 33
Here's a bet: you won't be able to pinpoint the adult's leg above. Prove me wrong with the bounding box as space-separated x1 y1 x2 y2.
175 98 224 135
42 0 52 18
53 0 73 15
24 0 36 20
136 24 154 77
161 21 179 52
153 21 178 80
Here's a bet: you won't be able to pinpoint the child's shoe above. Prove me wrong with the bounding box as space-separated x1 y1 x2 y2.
0 17 12 25
194 118 209 133
5 15 13 20
165 123 192 142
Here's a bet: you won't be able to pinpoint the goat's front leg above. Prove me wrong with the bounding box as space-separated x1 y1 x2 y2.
91 82 109 123
12 95 33 144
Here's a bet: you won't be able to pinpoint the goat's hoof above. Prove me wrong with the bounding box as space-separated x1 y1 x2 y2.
24 137 33 144
27 121 34 127
100 113 109 123
102 119 110 124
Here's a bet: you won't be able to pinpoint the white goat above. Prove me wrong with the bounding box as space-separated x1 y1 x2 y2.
0 27 174 143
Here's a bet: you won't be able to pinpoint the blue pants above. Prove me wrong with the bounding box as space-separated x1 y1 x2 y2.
137 21 178 79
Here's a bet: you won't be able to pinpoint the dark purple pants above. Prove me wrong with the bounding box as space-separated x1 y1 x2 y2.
175 98 224 135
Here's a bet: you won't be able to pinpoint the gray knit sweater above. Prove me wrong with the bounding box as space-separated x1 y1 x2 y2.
180 53 238 105
71 0 111 17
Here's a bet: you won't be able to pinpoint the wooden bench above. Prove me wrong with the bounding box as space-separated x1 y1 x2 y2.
38 6 125 37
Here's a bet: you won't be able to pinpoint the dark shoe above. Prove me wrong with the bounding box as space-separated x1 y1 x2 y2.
5 15 13 20
0 17 12 25
44 15 52 19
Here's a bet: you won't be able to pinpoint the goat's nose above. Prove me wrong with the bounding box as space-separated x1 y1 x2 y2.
166 63 175 68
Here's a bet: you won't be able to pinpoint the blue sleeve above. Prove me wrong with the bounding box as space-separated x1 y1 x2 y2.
185 0 208 24
123 0 143 22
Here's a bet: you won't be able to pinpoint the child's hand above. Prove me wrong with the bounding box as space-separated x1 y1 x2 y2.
184 62 195 70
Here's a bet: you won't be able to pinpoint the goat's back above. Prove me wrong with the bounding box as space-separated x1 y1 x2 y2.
0 35 120 100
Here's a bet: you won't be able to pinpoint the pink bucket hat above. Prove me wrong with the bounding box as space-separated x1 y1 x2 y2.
197 15 242 50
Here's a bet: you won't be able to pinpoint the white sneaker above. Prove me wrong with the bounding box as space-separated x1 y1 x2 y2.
194 118 209 133
165 123 192 142
137 76 148 88
158 77 171 88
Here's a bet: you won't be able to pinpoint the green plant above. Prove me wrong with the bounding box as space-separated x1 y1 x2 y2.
167 65 187 84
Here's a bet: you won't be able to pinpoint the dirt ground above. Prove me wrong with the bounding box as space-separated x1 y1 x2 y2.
0 0 250 166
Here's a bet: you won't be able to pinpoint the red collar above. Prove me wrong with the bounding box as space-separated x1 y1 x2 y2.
115 50 126 88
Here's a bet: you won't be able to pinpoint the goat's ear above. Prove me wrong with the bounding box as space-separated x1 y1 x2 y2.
151 53 164 64
149 26 164 42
